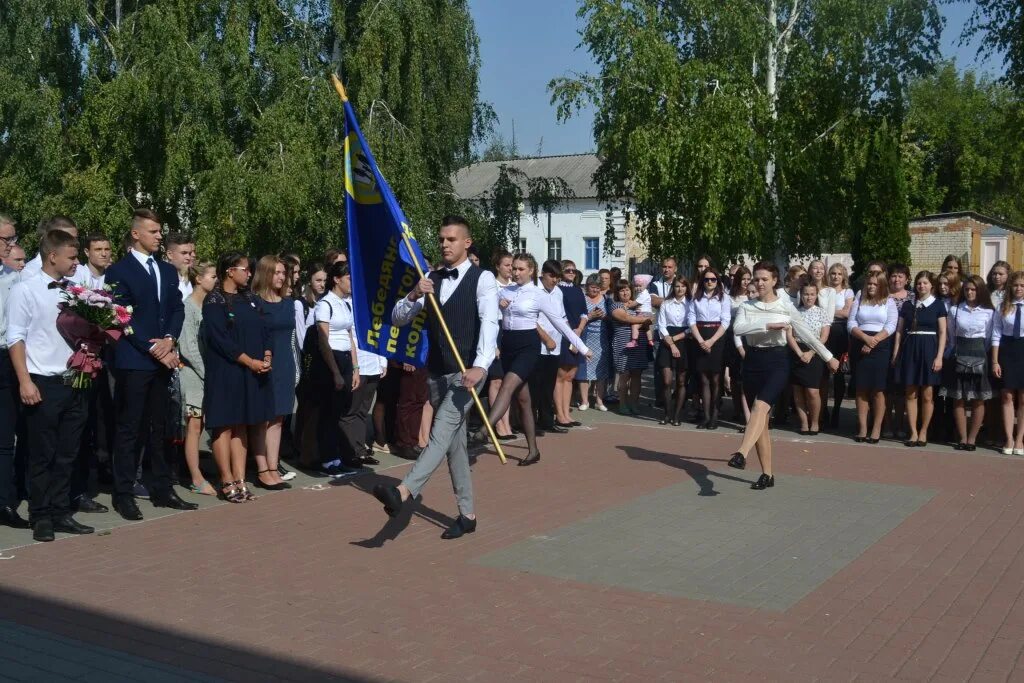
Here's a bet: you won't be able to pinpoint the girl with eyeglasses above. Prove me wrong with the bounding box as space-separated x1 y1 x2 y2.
686 267 730 429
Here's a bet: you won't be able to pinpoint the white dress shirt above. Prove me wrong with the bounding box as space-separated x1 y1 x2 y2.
0 266 19 348
178 277 193 299
315 291 354 352
69 264 106 290
847 297 899 335
829 288 855 317
991 299 1024 347
497 281 590 354
392 258 499 371
950 303 994 341
342 295 385 375
131 248 162 301
815 286 836 325
732 297 833 360
657 296 689 337
20 254 43 280
686 294 731 327
537 285 564 356
6 272 74 376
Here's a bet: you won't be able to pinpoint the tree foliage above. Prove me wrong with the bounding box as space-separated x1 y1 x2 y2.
966 0 1024 93
550 0 942 263
851 120 910 275
0 0 487 260
903 62 1024 225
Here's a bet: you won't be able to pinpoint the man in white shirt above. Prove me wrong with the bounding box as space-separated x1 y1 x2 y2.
373 216 498 540
69 234 112 289
165 232 195 299
21 216 79 281
0 214 29 529
8 229 95 541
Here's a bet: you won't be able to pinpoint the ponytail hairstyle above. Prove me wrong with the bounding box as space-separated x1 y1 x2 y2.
513 252 539 285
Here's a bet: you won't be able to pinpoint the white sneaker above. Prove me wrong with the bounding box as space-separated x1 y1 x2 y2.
578 404 589 412
1015 448 1024 456
595 404 609 412
1003 447 1015 455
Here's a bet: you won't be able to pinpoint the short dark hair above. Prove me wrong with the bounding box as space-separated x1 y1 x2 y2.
36 215 77 238
887 263 910 278
165 231 192 249
440 215 470 232
83 234 110 250
751 261 780 285
40 229 78 257
216 251 247 281
541 259 562 277
327 260 350 282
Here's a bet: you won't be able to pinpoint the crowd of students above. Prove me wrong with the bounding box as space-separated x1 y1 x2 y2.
2 206 1022 541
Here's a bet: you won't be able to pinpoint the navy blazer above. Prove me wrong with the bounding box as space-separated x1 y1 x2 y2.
106 252 185 371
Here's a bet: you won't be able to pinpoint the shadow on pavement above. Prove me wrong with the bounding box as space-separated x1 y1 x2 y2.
0 585 375 682
619 445 755 496
340 473 456 548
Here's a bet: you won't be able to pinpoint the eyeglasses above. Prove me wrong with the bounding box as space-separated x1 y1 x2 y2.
563 268 576 274
0 234 17 245
228 266 250 273
703 278 718 283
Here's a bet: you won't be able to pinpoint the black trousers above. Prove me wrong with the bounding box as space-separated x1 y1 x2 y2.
530 355 560 429
111 368 173 500
23 375 88 522
317 352 353 465
339 373 380 464
0 350 25 508
71 369 114 500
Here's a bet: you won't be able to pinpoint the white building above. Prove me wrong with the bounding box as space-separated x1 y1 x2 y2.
450 154 630 274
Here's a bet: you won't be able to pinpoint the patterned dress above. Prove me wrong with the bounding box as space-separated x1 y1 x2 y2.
579 296 609 380
610 302 651 372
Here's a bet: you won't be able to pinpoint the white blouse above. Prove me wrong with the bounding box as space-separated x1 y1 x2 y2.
686 294 731 327
949 303 994 341
847 297 898 335
732 297 833 361
499 282 589 354
828 287 854 318
992 299 1024 347
314 291 354 352
814 286 836 325
657 297 689 337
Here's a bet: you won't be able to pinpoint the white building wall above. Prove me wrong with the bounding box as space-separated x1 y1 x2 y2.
513 199 627 275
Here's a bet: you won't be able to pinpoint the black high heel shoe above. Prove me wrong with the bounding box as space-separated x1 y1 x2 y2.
727 452 746 469
518 452 541 467
751 474 774 490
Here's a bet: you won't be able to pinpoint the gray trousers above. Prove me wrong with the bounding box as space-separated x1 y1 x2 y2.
401 371 477 517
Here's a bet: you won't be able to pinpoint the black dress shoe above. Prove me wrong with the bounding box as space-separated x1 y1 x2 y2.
727 452 746 469
954 442 965 450
395 446 422 460
549 425 569 434
441 515 477 540
751 474 775 490
32 518 54 542
866 438 880 444
0 505 30 529
854 436 866 443
518 452 541 467
497 434 518 442
152 490 199 511
706 419 719 430
808 431 819 436
696 422 707 430
965 444 977 452
74 497 109 514
360 454 381 466
904 440 917 448
53 516 95 535
555 421 575 429
372 484 403 518
113 498 143 521
916 441 927 447
569 421 582 427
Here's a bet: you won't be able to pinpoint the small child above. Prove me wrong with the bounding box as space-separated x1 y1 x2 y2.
625 273 655 349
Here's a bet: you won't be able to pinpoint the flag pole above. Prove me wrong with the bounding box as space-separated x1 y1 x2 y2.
330 74 508 465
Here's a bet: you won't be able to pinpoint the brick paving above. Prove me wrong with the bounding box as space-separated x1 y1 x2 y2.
2 406 1024 681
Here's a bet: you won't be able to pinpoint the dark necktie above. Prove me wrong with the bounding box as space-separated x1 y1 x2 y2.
1014 302 1021 338
440 268 459 280
47 279 67 290
146 256 160 301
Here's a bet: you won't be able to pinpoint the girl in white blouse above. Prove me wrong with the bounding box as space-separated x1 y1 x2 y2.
655 276 690 425
940 275 995 451
825 263 855 430
788 281 831 435
727 263 838 490
991 271 1024 454
847 274 898 443
470 254 591 466
687 268 731 429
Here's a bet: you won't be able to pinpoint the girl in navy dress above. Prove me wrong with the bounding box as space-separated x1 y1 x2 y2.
892 271 947 447
686 267 730 429
203 252 275 503
251 255 295 490
992 271 1024 455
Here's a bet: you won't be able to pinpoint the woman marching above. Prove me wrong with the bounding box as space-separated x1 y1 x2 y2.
940 275 994 451
655 275 690 425
470 254 592 466
726 262 839 489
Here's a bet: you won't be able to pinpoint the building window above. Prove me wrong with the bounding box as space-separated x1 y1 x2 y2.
518 238 527 253
548 238 562 262
584 238 599 270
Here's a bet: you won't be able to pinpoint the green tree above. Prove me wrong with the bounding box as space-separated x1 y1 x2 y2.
903 62 1023 224
0 0 487 260
966 0 1024 93
851 121 910 275
550 0 941 263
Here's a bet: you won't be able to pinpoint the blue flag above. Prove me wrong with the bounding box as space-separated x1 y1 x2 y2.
343 99 430 366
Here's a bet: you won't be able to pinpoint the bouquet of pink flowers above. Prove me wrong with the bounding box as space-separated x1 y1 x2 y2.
56 283 134 388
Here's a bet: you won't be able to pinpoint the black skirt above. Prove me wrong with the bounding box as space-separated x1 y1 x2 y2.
487 330 505 380
655 326 687 373
688 323 725 374
826 320 849 357
790 343 825 388
500 329 541 379
743 346 791 405
999 337 1024 390
850 331 892 391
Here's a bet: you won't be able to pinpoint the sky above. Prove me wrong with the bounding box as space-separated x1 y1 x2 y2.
469 0 1006 157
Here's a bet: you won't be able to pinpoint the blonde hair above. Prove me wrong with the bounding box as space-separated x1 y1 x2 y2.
1002 272 1024 317
188 260 216 286
827 263 849 290
251 255 285 299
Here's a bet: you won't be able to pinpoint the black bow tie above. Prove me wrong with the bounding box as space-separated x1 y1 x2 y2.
438 268 459 280
47 279 68 290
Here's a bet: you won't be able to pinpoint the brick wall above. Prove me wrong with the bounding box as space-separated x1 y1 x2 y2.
909 216 979 273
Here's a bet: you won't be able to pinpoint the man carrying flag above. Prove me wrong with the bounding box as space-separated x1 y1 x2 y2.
372 216 498 539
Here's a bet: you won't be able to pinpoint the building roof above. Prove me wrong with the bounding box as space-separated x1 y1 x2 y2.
909 211 1024 234
451 153 602 200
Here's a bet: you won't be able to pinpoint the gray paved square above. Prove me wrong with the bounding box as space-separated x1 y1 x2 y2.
475 471 935 610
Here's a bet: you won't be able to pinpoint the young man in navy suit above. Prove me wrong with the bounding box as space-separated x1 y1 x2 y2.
105 209 197 520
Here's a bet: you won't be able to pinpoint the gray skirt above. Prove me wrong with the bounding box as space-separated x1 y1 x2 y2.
940 337 992 401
